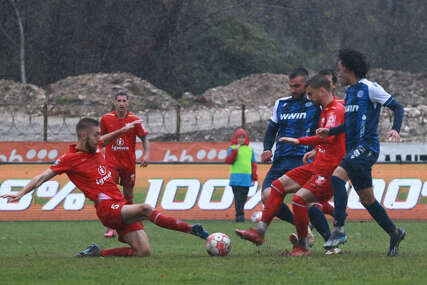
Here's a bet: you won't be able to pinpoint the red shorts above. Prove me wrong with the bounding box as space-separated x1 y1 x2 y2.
110 167 136 188
286 164 335 202
96 199 143 243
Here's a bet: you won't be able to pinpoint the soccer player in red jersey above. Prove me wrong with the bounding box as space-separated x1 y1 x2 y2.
236 74 346 256
0 118 208 257
318 69 345 105
100 89 150 237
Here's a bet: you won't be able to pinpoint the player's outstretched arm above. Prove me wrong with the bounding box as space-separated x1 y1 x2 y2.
262 121 279 162
279 137 299 145
316 123 345 139
316 128 330 138
140 135 150 167
386 99 404 142
101 120 143 147
0 168 57 202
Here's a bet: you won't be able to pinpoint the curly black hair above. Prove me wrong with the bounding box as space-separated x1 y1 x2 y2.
338 49 369 79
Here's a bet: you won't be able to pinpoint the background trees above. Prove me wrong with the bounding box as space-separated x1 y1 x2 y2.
0 0 426 97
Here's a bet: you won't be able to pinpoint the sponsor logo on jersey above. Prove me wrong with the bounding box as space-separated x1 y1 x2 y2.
280 112 307 120
96 170 112 185
345 105 359 112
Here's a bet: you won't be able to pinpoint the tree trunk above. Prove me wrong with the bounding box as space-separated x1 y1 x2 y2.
11 0 26 84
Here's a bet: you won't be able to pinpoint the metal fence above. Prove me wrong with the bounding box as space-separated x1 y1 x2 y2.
0 104 271 141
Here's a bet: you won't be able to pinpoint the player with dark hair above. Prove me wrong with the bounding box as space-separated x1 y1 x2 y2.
236 74 346 256
317 48 405 256
318 69 344 105
259 67 323 245
0 118 208 257
100 89 150 238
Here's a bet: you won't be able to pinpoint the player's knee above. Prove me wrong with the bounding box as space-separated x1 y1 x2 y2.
359 192 375 207
133 246 151 257
261 189 270 204
137 204 154 219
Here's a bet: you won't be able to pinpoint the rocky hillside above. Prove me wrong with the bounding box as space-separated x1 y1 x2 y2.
0 69 426 142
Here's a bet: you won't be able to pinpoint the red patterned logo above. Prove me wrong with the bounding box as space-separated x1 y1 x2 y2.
98 165 107 175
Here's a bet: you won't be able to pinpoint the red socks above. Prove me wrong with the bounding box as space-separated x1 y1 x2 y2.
149 210 191 233
320 201 334 216
292 195 309 240
261 180 286 224
101 247 133 257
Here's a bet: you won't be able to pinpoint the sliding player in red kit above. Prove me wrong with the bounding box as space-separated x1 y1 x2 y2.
1 118 208 258
236 74 346 256
100 89 150 238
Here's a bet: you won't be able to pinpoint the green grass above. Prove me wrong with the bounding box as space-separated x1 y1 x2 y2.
0 220 425 285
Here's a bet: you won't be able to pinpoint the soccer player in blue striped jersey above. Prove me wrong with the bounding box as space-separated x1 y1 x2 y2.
317 49 405 256
260 68 321 242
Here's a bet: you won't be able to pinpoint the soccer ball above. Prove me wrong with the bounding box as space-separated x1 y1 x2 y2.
205 233 231 256
251 211 262 223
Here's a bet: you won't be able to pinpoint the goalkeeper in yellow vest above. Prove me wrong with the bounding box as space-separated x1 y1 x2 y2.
225 128 258 222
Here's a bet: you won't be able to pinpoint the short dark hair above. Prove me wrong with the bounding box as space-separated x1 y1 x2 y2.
338 49 369 79
318 69 337 84
305 74 331 91
76 118 99 138
114 89 129 100
289 67 309 80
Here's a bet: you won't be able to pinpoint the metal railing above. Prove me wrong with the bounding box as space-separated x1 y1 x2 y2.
0 103 270 141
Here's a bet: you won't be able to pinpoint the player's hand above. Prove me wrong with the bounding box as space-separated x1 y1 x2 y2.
387 130 400 142
316 128 330 139
261 150 273 162
303 149 316 164
140 154 149 167
279 137 299 145
123 120 143 132
0 191 24 203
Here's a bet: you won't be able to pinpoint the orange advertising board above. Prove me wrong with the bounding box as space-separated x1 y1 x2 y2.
0 163 426 221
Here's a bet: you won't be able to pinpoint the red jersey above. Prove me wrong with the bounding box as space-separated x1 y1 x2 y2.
50 144 125 205
335 96 345 105
298 97 346 169
100 111 148 170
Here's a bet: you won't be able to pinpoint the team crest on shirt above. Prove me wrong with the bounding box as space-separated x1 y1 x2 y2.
305 102 312 107
116 138 124 146
98 165 107 175
53 159 61 166
315 176 326 185
325 114 336 128
357 91 364 98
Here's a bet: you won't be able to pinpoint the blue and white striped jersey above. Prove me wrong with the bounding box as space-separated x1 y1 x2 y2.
344 78 394 154
270 96 321 160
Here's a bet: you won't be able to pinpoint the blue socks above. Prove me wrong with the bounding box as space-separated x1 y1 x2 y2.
366 200 396 234
309 205 331 241
331 176 348 227
276 203 294 224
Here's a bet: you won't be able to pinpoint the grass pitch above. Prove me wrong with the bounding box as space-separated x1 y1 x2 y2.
0 220 425 285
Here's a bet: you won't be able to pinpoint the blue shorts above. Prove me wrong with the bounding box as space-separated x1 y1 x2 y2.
340 146 379 191
262 156 303 191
